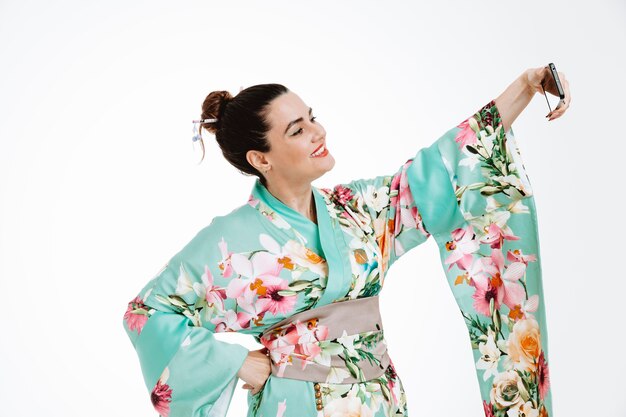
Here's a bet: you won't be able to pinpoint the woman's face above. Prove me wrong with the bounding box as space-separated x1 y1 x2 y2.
251 91 335 185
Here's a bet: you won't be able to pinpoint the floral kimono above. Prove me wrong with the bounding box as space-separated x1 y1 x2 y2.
123 99 553 417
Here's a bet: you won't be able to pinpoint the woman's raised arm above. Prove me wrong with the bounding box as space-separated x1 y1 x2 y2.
494 70 536 133
495 65 571 132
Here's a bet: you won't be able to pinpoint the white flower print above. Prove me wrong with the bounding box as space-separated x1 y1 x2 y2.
476 329 501 381
364 184 390 213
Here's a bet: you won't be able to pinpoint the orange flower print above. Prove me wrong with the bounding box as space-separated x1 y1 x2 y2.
507 317 542 372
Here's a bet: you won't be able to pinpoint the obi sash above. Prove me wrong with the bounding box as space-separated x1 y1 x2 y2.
258 296 390 384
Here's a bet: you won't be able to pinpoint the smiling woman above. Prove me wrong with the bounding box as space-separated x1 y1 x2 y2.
248 90 336 218
123 75 559 417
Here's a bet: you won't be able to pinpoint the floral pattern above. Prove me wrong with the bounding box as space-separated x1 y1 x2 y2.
259 316 386 383
441 101 551 417
122 99 552 417
151 367 173 417
319 361 407 417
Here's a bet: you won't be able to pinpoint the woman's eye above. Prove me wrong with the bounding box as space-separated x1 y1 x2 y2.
291 117 317 136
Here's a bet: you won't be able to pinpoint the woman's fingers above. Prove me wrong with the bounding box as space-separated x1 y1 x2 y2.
238 347 272 395
548 72 571 121
243 383 262 395
540 66 555 92
526 67 548 95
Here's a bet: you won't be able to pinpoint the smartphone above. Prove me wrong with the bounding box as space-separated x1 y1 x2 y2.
541 62 566 113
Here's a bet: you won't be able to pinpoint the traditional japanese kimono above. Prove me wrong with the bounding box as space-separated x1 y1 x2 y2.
123 99 553 417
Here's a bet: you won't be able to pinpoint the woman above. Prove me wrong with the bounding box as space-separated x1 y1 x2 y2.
123 65 570 417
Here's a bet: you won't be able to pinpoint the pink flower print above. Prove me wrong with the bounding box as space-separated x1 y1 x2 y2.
390 161 428 239
390 168 401 208
151 375 172 417
296 344 321 370
261 280 298 315
124 296 149 335
480 221 520 249
218 237 234 278
470 210 519 250
507 248 537 265
293 319 328 367
464 256 492 285
260 319 329 376
482 400 495 417
490 248 527 310
444 225 480 271
195 265 227 312
309 318 329 341
385 360 399 404
276 399 287 417
536 350 551 401
508 293 540 321
331 184 354 205
471 249 526 316
247 194 260 207
470 270 505 316
211 309 252 332
237 289 271 324
260 329 299 377
226 252 284 300
454 118 478 149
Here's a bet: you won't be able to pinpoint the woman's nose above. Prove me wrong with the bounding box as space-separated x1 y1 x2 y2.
312 124 325 140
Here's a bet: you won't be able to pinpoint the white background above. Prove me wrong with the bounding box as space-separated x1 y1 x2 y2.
1 1 624 416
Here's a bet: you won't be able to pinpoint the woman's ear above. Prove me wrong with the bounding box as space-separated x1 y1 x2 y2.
247 149 271 174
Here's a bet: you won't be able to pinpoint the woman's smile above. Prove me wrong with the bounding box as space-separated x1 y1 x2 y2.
310 143 329 158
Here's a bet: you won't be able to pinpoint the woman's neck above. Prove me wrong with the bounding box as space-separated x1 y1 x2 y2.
265 178 317 224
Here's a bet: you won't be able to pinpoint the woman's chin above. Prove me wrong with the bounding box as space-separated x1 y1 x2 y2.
309 154 335 181
319 153 336 172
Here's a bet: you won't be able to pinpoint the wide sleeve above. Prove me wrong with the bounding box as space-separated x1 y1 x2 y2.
330 157 432 278
336 98 552 416
122 227 250 417
407 99 553 417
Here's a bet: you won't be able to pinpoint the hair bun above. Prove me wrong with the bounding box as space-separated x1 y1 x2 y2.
200 90 234 135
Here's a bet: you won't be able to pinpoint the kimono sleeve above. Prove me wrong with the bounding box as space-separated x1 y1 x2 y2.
333 158 432 277
122 227 249 417
407 99 554 417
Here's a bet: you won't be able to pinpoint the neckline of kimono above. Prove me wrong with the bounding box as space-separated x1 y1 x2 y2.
251 178 352 306
252 179 321 228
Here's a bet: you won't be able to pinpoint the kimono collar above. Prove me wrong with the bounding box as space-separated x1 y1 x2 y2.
250 179 321 228
249 178 352 307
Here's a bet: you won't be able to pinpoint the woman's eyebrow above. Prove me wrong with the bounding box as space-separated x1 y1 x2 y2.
284 107 313 134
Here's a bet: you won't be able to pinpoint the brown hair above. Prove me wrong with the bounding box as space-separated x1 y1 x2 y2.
197 83 289 187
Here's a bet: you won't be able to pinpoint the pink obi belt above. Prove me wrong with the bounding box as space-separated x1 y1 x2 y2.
259 296 389 384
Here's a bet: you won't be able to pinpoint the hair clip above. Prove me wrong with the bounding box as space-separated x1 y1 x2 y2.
191 118 219 142
192 118 219 124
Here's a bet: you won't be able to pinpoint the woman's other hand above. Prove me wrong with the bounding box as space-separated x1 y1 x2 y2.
525 65 571 121
237 347 271 395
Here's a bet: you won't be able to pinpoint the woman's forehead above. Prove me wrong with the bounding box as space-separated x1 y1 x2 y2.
268 92 309 122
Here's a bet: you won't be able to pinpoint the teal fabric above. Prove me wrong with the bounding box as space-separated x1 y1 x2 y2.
135 311 192 389
123 99 553 417
314 185 353 307
406 134 466 236
251 180 322 255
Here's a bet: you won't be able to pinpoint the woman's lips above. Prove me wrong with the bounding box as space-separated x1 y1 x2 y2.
310 143 328 158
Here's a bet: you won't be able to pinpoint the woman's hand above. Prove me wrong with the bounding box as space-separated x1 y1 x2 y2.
525 66 572 121
237 347 271 395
